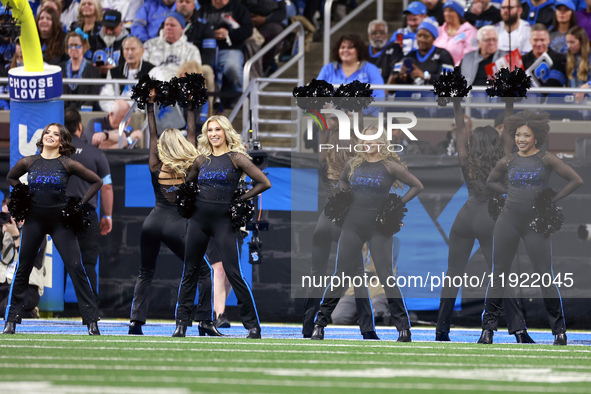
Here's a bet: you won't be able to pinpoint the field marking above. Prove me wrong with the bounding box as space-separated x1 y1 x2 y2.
2 374 590 393
0 382 191 394
2 354 590 370
4 362 591 384
2 337 591 353
2 343 591 361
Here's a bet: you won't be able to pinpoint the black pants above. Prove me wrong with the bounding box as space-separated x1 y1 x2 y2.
482 201 566 335
437 199 526 334
130 205 213 324
5 206 98 325
176 200 259 329
303 212 374 335
76 211 100 300
315 208 410 331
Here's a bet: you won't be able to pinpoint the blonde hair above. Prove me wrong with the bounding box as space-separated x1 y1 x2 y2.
566 26 590 82
177 60 202 77
197 115 249 158
348 124 406 190
77 0 103 24
157 128 199 178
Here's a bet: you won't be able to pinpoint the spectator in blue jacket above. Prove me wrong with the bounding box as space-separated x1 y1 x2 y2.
131 0 177 42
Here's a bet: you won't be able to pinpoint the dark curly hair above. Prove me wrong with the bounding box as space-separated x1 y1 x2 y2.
504 110 550 148
331 34 368 63
467 126 504 194
36 123 77 156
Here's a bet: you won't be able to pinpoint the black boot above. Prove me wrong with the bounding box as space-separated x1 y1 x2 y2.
246 326 261 339
172 325 187 337
514 329 535 344
397 329 412 342
477 329 493 344
435 331 450 341
215 313 231 328
362 330 380 340
553 333 567 346
128 321 143 335
311 324 324 340
87 322 100 336
3 321 15 334
198 321 225 337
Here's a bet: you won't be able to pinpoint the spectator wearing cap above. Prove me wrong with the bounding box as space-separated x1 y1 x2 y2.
423 0 445 24
521 0 556 26
460 25 506 85
199 0 253 107
391 1 428 55
89 9 129 77
465 0 501 27
522 24 567 86
69 0 103 38
367 19 403 81
434 0 478 66
576 0 591 41
550 0 578 53
388 17 454 86
99 36 155 112
143 12 202 81
494 0 532 54
101 0 144 27
131 0 177 42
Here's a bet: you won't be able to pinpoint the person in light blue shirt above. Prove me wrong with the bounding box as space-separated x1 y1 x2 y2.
317 33 385 100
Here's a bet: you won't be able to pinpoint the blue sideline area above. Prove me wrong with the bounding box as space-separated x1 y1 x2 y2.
8 320 591 345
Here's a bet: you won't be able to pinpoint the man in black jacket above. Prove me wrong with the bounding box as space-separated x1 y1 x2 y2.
199 0 254 106
522 24 566 87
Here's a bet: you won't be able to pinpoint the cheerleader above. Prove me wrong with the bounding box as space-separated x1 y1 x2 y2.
173 116 271 338
4 123 101 335
436 99 534 343
479 110 583 345
129 91 222 336
312 124 423 341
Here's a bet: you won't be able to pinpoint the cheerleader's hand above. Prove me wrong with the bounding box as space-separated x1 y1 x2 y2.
148 88 156 104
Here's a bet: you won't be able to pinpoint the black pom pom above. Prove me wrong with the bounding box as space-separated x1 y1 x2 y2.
229 189 255 231
432 66 473 106
131 75 160 110
486 67 532 100
488 194 506 221
170 73 208 108
333 80 375 112
176 181 199 219
8 184 32 222
61 197 93 234
293 78 335 110
155 80 177 108
529 188 564 237
324 189 353 227
376 194 408 236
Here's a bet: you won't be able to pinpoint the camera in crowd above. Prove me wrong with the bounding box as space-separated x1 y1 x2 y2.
0 212 12 225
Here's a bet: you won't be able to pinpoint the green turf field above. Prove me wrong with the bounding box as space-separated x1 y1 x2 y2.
2 333 591 393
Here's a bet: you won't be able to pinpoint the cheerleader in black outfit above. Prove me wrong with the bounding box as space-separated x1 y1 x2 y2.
174 115 271 338
435 99 534 343
4 123 102 335
312 124 423 341
129 91 222 336
479 110 583 345
302 124 375 339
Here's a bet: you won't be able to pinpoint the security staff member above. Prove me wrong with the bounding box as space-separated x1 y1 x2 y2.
65 108 114 299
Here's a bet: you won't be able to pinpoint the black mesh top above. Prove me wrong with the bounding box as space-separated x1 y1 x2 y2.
340 160 398 210
151 165 184 206
187 152 270 204
487 151 583 204
7 154 102 208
